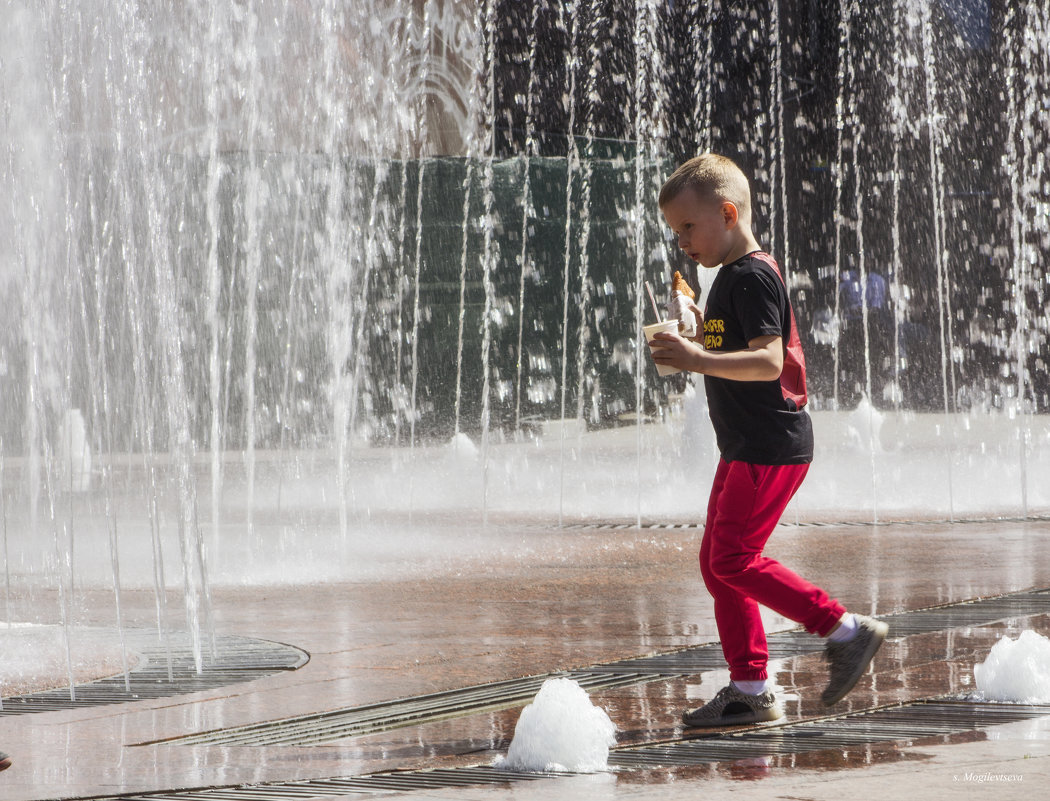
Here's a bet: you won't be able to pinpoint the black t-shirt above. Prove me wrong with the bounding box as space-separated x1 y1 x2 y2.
702 252 814 465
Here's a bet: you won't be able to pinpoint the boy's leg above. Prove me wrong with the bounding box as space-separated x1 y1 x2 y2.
688 460 785 727
699 459 770 682
705 461 846 650
699 460 885 713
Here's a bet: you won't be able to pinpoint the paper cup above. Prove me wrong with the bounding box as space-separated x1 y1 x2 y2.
643 319 682 376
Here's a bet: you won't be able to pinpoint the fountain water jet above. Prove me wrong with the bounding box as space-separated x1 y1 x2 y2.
1 0 1049 698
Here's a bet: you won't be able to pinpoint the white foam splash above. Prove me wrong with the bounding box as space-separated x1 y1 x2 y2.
974 630 1050 703
446 432 479 461
499 677 617 773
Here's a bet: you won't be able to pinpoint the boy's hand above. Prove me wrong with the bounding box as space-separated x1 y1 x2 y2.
685 299 704 342
649 330 705 373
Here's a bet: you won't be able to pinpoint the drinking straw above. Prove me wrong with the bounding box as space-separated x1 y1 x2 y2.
644 280 661 322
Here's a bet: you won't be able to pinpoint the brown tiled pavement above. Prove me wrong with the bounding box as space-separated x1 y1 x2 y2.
2 518 1049 800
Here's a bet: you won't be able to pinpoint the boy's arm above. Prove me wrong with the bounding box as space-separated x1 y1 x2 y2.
649 332 783 381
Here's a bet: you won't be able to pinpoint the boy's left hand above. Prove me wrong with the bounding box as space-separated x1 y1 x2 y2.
684 299 704 341
649 330 704 373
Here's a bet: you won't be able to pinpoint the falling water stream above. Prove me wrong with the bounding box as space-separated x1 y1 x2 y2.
513 1 539 435
920 0 957 523
1 0 1049 698
556 3 580 528
572 5 599 435
478 0 499 525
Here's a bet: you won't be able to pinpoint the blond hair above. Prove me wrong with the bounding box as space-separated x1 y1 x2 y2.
658 153 752 224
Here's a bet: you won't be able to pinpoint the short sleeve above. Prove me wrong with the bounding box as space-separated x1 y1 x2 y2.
730 269 786 343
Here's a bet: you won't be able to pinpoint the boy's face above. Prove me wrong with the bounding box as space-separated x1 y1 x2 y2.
660 187 735 269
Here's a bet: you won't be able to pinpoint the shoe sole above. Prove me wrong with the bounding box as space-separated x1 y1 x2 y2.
682 707 785 729
821 619 889 706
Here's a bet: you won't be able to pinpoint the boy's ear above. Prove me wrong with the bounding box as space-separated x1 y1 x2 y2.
721 201 739 229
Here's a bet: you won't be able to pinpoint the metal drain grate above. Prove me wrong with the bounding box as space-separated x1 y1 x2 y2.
585 588 1050 674
881 591 1050 637
86 698 1050 801
561 521 704 531
93 766 554 801
165 587 1050 748
562 513 1050 531
608 698 1050 768
168 669 678 747
0 633 308 716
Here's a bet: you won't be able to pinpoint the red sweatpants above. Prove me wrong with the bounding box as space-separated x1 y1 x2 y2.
700 459 846 681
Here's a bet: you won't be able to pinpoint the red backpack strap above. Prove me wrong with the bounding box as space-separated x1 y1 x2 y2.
753 253 808 410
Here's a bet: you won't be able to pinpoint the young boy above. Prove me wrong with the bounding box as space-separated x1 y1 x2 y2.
649 153 887 728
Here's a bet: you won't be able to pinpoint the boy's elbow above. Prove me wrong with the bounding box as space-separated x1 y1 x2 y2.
748 336 783 380
760 363 783 381
761 354 784 381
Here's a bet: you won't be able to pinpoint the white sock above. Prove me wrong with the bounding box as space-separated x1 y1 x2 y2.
827 613 859 643
732 678 770 695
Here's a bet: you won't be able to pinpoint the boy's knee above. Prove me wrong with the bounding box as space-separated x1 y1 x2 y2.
708 550 754 584
699 557 719 589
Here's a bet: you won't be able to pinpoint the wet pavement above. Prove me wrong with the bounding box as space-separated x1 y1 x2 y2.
2 518 1050 800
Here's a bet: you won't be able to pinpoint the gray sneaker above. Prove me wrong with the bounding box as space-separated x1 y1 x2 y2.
821 614 889 706
682 684 785 728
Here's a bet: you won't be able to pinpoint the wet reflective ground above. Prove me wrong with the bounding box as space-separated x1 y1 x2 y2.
2 519 1049 799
